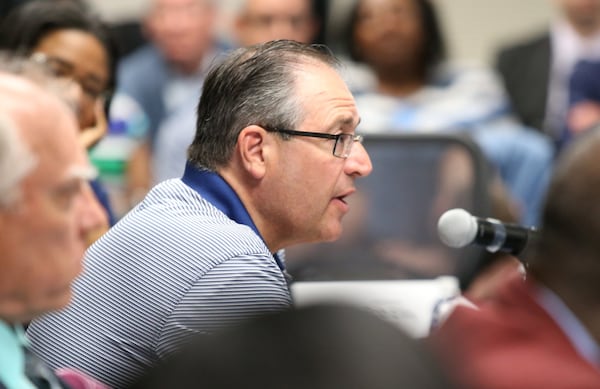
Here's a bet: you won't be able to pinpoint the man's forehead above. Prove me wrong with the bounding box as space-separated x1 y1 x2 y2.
335 114 361 128
0 73 42 103
1 89 80 181
15 97 76 140
32 143 93 194
0 72 73 115
245 0 311 12
295 64 356 109
151 0 212 10
0 80 46 138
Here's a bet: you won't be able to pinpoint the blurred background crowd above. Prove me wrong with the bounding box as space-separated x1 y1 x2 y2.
3 1 600 388
3 0 596 229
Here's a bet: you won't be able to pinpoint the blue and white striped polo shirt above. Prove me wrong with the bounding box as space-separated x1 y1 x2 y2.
26 163 293 388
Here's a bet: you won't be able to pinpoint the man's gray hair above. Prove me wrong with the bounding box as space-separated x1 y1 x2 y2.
0 112 37 207
187 40 340 171
0 53 50 207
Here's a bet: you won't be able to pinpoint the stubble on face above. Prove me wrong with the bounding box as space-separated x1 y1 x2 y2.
258 63 361 250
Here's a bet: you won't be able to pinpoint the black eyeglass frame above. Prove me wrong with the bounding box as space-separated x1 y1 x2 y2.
266 127 364 158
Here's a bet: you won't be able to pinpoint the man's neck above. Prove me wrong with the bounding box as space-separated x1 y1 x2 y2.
374 66 426 97
169 58 203 76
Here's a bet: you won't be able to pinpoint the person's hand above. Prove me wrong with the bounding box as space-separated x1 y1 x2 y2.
81 182 110 247
126 142 152 207
567 100 600 134
79 98 108 150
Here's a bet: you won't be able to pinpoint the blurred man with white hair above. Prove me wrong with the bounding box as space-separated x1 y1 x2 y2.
232 0 318 47
119 0 223 201
0 63 106 388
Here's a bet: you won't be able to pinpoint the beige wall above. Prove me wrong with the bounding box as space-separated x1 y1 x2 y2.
436 0 556 65
87 0 557 66
86 0 148 22
326 0 557 65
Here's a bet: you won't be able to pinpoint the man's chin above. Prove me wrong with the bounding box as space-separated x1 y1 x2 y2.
0 294 70 324
318 224 344 243
40 287 74 314
165 50 202 68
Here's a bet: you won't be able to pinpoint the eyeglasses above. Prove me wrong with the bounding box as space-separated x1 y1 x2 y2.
267 128 363 158
30 52 109 101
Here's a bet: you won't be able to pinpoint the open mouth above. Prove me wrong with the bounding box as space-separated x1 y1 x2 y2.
336 195 348 205
334 188 355 206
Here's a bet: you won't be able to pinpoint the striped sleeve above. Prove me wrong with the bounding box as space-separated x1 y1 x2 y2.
157 254 292 358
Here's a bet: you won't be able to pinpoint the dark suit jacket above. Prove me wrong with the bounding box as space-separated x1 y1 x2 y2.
496 33 552 133
432 277 600 389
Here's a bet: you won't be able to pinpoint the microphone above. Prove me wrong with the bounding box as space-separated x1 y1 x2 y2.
437 208 537 255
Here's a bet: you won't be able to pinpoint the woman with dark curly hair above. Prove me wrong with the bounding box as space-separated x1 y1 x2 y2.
0 0 119 229
0 0 117 149
346 0 554 228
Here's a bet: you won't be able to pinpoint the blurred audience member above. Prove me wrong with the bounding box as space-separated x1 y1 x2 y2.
129 305 457 389
345 0 553 227
432 127 600 389
118 0 223 203
561 59 600 148
0 60 107 389
233 0 319 47
0 0 116 149
496 0 600 145
0 0 119 230
27 40 372 388
152 0 320 184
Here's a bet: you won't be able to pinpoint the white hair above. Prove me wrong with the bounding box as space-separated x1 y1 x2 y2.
0 112 38 207
2 52 81 115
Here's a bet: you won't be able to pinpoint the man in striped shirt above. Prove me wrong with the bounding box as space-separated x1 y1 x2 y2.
27 40 373 388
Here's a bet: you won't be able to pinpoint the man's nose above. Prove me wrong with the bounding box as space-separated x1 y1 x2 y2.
345 142 373 177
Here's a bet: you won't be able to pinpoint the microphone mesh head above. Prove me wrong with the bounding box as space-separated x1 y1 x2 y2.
437 208 478 248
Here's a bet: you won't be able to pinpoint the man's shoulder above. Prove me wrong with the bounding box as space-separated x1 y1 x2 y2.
117 45 167 88
120 44 163 68
436 300 600 389
136 180 255 229
432 280 600 388
91 180 268 260
434 279 543 344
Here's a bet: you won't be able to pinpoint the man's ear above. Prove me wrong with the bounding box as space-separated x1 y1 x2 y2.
237 125 269 179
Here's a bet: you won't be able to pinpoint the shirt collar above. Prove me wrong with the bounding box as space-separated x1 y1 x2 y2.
181 161 285 271
0 321 35 389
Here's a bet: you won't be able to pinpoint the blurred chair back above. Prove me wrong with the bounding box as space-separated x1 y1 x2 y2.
286 133 491 289
287 133 491 336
